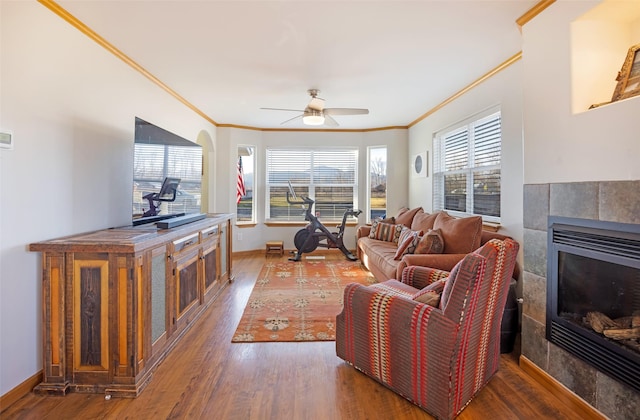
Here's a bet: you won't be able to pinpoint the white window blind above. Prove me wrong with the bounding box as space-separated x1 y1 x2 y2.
433 110 501 220
266 148 358 221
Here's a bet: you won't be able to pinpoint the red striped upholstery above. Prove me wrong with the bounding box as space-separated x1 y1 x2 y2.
336 238 519 420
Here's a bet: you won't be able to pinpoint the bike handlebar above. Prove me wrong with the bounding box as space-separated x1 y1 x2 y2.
286 191 314 206
286 191 362 220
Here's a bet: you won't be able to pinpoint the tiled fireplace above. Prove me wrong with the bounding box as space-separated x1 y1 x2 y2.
546 216 640 393
522 181 640 420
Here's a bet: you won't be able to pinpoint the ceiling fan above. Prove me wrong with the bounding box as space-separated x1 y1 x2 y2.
260 89 369 127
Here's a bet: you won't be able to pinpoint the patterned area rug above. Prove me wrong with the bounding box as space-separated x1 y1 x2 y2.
232 259 376 342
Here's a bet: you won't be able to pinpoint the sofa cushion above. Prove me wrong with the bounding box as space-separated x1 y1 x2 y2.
369 220 404 243
433 212 482 254
415 228 445 255
393 229 422 260
394 207 422 228
358 237 401 280
410 210 439 233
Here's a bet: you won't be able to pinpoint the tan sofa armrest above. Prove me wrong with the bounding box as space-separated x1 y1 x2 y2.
356 225 371 239
395 253 467 282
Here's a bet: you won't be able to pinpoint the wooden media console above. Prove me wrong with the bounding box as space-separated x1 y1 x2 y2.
29 213 233 397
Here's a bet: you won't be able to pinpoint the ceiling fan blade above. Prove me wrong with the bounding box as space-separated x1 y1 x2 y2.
324 114 339 127
261 107 305 112
280 114 303 125
324 108 369 116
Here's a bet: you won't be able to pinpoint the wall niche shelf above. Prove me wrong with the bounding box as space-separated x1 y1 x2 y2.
571 1 640 113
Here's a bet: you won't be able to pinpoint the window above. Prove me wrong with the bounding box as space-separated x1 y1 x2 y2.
368 146 387 222
133 143 202 216
236 146 255 224
266 148 358 222
433 110 501 220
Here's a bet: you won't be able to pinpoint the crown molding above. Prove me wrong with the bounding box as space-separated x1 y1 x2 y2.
37 0 218 127
517 0 556 28
408 52 522 128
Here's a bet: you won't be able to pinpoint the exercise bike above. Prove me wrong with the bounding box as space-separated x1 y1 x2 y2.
286 182 362 262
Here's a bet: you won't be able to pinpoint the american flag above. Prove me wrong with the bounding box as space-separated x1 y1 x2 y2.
236 156 246 204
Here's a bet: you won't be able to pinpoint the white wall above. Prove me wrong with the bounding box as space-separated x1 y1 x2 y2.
223 128 408 252
408 61 525 242
523 1 640 185
0 2 216 395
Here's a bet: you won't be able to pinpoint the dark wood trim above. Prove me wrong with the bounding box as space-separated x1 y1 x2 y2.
0 370 42 413
519 356 605 420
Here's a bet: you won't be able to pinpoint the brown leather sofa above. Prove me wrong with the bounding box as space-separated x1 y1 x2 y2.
357 208 517 282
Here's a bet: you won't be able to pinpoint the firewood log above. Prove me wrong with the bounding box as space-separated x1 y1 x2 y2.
614 316 633 328
586 311 618 333
603 327 640 340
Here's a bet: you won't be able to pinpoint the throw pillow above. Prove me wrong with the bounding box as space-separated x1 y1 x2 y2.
415 228 445 254
411 211 439 233
412 278 447 307
394 207 423 228
369 220 404 243
433 212 483 254
394 229 422 260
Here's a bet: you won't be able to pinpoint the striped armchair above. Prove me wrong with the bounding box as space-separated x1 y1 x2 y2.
336 238 519 420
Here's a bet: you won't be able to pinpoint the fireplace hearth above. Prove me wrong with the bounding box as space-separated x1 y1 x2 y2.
547 216 640 392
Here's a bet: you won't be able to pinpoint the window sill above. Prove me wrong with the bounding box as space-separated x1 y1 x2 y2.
264 220 359 228
236 223 257 228
482 221 501 232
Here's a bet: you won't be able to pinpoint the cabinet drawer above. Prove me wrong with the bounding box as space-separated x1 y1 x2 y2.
173 233 199 253
201 225 219 240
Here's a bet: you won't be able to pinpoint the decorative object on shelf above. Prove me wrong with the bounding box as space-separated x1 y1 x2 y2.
612 43 640 102
412 152 428 177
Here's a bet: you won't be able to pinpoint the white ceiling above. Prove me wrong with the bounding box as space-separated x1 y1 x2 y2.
57 0 537 130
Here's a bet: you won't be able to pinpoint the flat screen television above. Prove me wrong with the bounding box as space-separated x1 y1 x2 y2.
133 117 202 225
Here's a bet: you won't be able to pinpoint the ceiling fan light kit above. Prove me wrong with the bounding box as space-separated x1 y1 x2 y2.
302 109 325 125
261 89 369 127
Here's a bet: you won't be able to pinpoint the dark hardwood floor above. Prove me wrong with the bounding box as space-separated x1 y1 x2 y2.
3 251 588 419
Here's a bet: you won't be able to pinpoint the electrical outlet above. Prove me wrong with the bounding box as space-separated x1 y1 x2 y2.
237 232 243 241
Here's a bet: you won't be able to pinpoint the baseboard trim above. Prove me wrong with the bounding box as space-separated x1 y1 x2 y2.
0 370 42 413
519 356 605 420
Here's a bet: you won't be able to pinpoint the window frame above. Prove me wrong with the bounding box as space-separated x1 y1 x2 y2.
236 145 256 225
367 146 387 224
433 107 502 223
265 147 359 223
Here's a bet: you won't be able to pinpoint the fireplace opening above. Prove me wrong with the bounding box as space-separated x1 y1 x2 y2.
547 216 640 392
